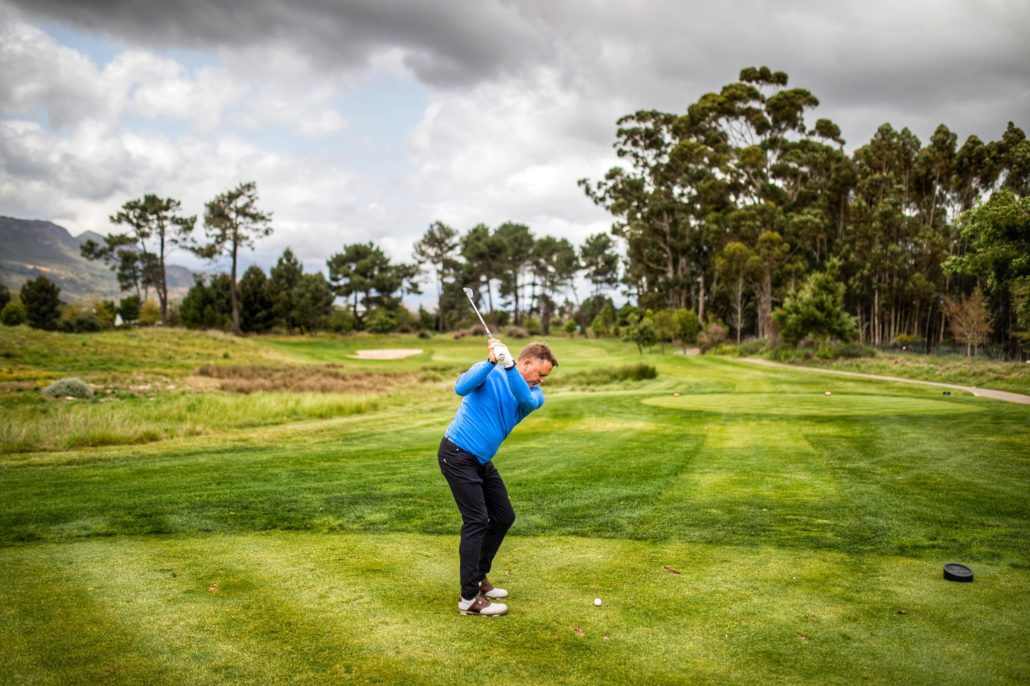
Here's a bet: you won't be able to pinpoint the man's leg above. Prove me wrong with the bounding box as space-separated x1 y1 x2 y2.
438 437 490 601
477 461 516 580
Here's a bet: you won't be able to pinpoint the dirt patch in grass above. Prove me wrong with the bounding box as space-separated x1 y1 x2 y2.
192 365 419 394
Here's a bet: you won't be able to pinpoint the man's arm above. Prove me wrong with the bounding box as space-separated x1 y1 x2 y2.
454 360 495 396
504 366 544 412
454 340 501 396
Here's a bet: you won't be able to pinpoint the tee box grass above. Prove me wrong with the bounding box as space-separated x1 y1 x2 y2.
0 328 1028 684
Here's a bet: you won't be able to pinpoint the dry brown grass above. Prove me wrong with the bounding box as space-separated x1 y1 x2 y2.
193 364 421 394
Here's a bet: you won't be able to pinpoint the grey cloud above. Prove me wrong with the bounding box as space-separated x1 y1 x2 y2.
7 0 551 87
9 0 1028 139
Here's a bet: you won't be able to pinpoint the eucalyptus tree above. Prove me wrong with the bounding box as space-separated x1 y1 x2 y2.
414 221 461 332
189 182 273 335
82 194 196 323
678 66 845 330
716 241 756 343
580 109 725 310
944 190 1030 352
995 122 1029 198
579 232 621 298
838 124 925 344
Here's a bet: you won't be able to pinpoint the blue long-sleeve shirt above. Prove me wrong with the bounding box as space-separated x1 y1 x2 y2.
445 360 545 463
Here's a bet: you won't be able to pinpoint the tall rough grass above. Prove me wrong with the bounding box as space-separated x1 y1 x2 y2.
0 392 380 454
550 363 658 388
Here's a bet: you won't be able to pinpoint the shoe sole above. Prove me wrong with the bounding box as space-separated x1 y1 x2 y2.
458 608 508 617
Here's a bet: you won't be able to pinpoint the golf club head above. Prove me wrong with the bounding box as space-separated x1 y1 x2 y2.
463 287 474 298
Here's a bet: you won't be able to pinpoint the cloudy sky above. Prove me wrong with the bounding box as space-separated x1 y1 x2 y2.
1 0 1027 283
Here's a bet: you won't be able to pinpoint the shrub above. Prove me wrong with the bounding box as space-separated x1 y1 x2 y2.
830 341 876 358
503 326 529 339
42 377 94 400
589 302 616 337
138 300 161 326
524 316 543 335
72 315 103 332
58 303 103 333
119 295 141 322
769 345 814 362
328 308 357 333
564 320 578 335
712 343 739 356
773 260 857 346
417 330 432 339
893 333 915 347
366 308 397 334
92 299 117 328
698 320 728 352
674 308 701 345
627 312 657 353
738 338 770 356
1 301 27 326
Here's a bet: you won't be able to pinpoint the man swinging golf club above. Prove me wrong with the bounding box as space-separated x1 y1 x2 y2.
438 329 557 617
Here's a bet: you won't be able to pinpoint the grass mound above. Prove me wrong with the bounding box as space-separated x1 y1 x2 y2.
42 377 94 400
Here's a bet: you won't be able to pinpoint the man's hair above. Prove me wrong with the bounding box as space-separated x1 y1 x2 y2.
518 342 558 367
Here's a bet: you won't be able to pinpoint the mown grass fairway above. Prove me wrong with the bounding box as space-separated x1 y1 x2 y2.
1 329 1028 684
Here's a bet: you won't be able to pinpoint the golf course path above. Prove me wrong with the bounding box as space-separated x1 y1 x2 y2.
740 358 1030 405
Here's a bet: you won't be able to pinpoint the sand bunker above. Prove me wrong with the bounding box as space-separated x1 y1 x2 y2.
353 348 423 360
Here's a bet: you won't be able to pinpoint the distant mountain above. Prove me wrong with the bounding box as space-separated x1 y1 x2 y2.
0 217 195 302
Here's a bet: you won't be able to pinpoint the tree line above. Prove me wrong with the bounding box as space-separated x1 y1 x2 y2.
179 221 622 337
3 67 1026 357
66 179 623 337
581 66 1029 356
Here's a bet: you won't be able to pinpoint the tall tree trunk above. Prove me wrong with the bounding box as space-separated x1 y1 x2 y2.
759 268 772 339
230 240 240 335
159 232 168 324
437 271 446 333
735 276 743 345
697 275 705 323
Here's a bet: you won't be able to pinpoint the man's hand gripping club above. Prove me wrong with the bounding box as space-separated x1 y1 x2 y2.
488 338 515 369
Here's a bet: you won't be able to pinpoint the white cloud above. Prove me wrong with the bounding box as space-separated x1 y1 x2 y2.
0 12 106 128
2 0 1028 298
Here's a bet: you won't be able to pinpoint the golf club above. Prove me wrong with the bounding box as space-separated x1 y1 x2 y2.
462 287 492 337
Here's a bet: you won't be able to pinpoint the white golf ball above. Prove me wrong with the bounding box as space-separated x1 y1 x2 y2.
594 598 602 606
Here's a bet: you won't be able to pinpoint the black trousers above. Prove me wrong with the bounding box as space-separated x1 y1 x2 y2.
438 436 516 600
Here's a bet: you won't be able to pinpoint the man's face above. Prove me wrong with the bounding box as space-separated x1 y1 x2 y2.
518 357 553 388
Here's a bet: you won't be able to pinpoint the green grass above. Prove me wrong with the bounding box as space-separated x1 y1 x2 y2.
1 329 1028 684
772 350 1030 395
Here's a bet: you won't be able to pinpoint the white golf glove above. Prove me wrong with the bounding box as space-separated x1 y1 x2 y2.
494 344 515 369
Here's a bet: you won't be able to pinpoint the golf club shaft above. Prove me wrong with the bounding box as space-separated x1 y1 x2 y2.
463 290 492 337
